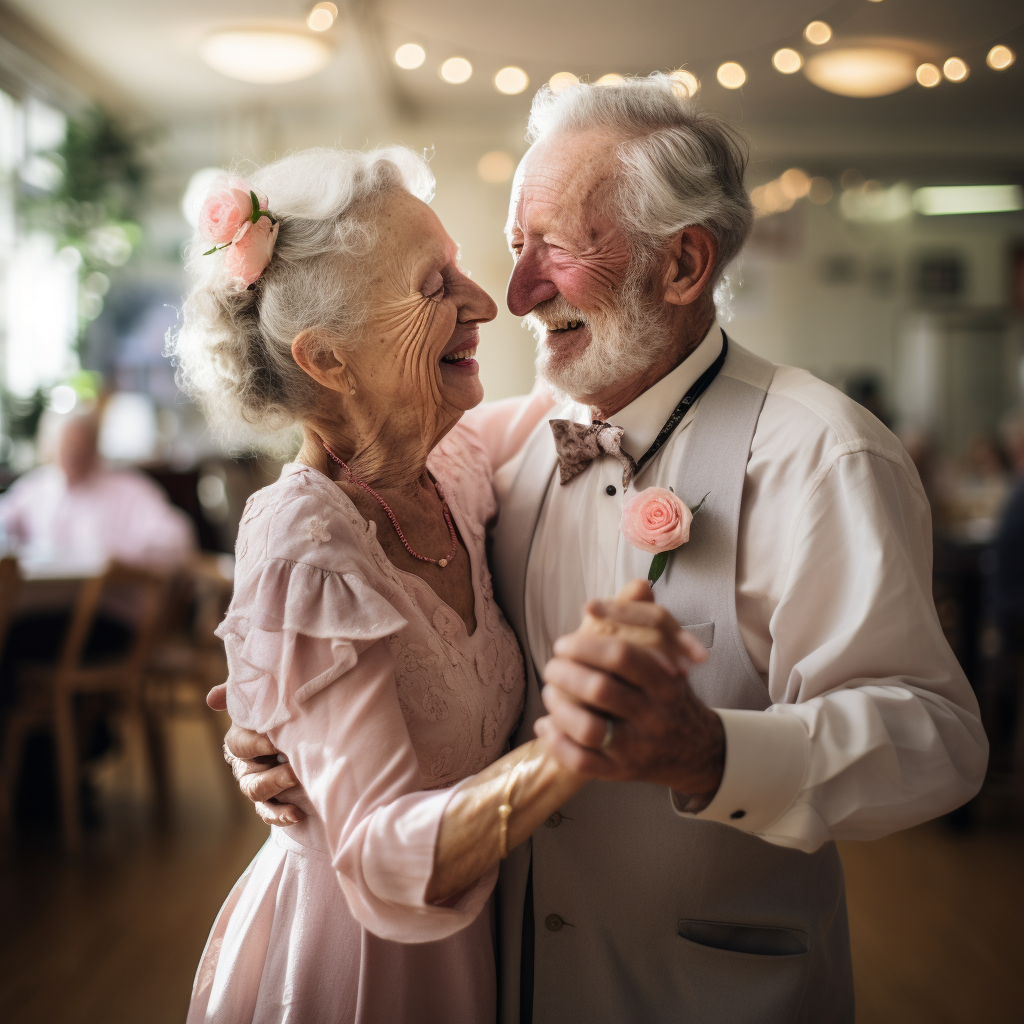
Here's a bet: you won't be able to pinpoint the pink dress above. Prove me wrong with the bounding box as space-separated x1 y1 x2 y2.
187 404 551 1024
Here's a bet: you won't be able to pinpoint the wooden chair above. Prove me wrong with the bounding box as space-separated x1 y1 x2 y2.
143 554 237 813
0 561 167 851
0 556 20 658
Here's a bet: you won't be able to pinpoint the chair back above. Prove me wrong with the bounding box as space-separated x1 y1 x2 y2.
55 560 167 685
0 556 21 660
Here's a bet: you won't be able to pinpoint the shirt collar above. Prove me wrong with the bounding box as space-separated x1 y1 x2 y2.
612 321 723 461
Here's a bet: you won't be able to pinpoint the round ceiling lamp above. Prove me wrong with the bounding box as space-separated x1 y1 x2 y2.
804 47 917 98
201 30 333 83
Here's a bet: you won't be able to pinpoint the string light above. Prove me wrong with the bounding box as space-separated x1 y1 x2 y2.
916 63 941 87
307 3 337 31
943 57 969 82
668 69 699 97
440 57 473 84
716 62 746 89
986 45 1015 71
804 21 832 45
394 43 425 69
773 48 803 74
494 66 529 94
596 73 625 86
549 71 579 92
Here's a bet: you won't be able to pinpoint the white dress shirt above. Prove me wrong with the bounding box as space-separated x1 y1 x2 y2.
524 323 987 853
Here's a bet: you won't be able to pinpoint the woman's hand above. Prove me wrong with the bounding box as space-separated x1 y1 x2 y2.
536 580 724 806
208 683 305 826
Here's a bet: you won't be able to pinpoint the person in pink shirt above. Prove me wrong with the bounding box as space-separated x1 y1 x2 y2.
170 148 696 1024
0 409 195 570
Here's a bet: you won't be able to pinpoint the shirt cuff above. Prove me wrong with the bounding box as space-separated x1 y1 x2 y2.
670 708 809 833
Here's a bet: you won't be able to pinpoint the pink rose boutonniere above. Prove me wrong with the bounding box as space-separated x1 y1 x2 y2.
198 177 279 289
620 487 708 584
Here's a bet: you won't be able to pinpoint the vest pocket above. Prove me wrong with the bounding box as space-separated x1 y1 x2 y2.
677 918 807 956
682 621 714 649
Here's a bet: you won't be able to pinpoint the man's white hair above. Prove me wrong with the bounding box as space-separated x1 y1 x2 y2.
169 147 434 449
526 73 753 285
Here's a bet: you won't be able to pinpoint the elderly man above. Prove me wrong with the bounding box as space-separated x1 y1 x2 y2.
220 77 986 1023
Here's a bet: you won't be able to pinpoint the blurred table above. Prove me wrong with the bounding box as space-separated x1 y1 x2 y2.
12 557 105 615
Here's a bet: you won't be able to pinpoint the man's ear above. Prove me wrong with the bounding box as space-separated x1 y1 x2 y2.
662 225 718 307
291 331 351 394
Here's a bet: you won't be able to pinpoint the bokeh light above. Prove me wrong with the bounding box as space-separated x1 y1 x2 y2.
307 3 337 31
716 62 746 89
804 21 832 45
773 48 803 74
943 57 969 82
596 73 625 86
494 66 529 95
394 43 425 70
669 69 699 97
549 71 579 93
477 151 515 184
916 63 941 87
986 45 1015 71
440 57 473 84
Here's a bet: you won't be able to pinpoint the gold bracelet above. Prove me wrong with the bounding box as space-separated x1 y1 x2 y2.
497 761 525 860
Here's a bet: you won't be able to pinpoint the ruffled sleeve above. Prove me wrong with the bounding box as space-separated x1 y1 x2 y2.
217 557 497 942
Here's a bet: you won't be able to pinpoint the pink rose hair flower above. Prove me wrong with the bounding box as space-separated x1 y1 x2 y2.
198 175 279 289
620 486 707 583
225 217 280 288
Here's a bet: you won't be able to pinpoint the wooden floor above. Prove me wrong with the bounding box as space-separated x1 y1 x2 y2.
1 716 1021 1023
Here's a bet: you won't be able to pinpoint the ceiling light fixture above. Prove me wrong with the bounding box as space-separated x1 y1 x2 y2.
549 71 579 93
494 66 529 95
987 45 1015 71
394 43 425 69
716 62 746 89
916 63 941 87
596 73 625 86
913 185 1023 216
804 21 832 45
943 57 969 82
200 30 332 83
773 48 803 74
440 57 472 84
804 47 917 97
669 69 699 97
307 3 337 31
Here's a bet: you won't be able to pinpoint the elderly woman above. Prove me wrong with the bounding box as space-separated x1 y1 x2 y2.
172 147 601 1024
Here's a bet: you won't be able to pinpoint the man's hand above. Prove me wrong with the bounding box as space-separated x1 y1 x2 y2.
535 580 725 807
207 683 305 827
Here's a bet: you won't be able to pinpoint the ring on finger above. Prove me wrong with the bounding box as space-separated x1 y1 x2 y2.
600 717 616 751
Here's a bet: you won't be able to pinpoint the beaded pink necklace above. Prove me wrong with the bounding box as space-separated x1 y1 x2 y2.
322 442 458 569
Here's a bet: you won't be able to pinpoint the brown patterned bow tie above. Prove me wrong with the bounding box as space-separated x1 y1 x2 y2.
550 419 637 488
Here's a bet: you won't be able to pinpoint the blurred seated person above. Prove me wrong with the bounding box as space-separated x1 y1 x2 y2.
0 407 195 570
0 407 195 721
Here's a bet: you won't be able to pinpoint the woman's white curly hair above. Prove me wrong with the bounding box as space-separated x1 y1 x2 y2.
169 146 434 451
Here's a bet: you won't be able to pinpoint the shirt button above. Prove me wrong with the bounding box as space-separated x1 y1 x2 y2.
730 810 746 820
544 812 562 828
605 484 616 496
545 914 565 932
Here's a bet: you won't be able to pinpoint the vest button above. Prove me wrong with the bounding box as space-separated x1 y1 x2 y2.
605 484 616 496
544 812 562 828
730 809 747 820
544 914 565 932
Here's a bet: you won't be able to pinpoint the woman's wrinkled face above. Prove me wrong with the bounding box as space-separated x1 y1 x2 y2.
345 191 497 423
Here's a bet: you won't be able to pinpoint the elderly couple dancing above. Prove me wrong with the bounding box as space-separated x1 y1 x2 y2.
174 76 986 1024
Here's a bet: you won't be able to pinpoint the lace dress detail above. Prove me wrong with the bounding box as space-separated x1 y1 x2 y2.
188 418 529 1024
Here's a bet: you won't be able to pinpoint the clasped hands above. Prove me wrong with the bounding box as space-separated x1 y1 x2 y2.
211 578 725 824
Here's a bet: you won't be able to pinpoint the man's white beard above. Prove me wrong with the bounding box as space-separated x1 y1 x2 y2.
525 261 675 408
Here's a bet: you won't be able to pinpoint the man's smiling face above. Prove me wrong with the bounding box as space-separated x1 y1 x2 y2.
505 129 674 408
